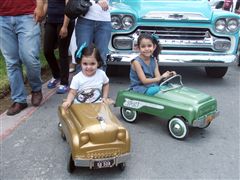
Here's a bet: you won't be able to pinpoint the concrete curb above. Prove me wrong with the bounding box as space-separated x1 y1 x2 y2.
0 81 58 141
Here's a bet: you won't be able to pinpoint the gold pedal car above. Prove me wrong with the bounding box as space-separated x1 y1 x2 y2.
58 103 131 173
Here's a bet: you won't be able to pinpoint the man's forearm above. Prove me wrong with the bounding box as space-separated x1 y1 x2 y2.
36 0 47 9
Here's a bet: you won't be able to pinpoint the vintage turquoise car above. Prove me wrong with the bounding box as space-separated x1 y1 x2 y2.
108 0 240 77
115 75 219 140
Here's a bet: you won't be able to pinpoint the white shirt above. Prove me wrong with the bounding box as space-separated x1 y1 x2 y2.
70 69 109 103
83 0 111 21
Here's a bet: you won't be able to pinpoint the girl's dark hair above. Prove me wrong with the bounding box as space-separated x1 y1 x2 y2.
137 33 161 60
76 43 102 68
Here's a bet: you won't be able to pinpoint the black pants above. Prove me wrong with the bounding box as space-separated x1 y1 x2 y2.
44 21 74 86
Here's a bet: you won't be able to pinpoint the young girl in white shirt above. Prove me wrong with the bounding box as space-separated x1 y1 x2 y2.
62 43 111 110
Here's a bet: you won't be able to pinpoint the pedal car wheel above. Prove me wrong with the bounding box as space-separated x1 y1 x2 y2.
58 122 66 140
61 131 66 141
118 162 126 171
168 117 189 140
120 107 137 123
67 154 75 173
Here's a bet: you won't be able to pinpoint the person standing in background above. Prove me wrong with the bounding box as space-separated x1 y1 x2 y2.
44 0 74 94
235 0 240 14
75 0 111 72
68 20 77 73
222 0 233 11
0 0 47 116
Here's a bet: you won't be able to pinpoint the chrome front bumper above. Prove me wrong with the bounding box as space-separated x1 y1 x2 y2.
74 153 130 169
107 53 238 67
192 111 220 128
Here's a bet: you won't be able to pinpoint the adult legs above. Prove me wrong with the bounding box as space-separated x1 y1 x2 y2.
58 21 74 86
17 15 42 92
93 21 111 71
0 16 27 103
75 18 94 50
44 23 60 80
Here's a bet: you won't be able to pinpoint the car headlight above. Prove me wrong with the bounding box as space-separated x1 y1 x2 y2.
111 14 135 30
122 16 134 30
215 18 239 33
111 15 122 30
227 19 239 32
215 19 226 32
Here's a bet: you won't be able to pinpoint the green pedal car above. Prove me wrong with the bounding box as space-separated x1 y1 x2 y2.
115 75 219 140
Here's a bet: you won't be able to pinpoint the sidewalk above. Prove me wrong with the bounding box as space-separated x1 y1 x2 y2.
0 81 57 141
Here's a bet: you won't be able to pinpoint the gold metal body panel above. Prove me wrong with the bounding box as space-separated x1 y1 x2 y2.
58 103 130 166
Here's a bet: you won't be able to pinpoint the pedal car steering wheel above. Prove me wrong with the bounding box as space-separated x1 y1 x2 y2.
159 74 183 92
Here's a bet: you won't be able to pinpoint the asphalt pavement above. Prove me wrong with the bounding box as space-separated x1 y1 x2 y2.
0 65 239 179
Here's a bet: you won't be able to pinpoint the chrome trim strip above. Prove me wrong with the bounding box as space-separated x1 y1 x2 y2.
107 53 237 66
74 153 130 168
142 11 209 21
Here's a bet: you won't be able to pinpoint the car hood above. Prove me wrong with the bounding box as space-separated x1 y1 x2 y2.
70 103 125 143
155 86 214 105
112 0 212 22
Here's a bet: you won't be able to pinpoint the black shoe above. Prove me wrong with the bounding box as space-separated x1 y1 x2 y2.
31 91 43 106
6 102 28 116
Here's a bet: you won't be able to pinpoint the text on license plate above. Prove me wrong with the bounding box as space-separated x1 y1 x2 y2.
94 159 114 169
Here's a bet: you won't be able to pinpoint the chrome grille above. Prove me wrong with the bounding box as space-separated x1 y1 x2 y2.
137 27 209 40
86 149 121 159
138 27 210 40
135 27 214 51
112 26 230 52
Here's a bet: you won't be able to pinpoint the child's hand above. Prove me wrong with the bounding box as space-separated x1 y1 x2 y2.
162 71 176 79
169 71 177 77
62 101 71 111
102 98 115 105
162 71 171 79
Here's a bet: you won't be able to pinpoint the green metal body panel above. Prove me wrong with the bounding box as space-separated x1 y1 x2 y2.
115 86 217 125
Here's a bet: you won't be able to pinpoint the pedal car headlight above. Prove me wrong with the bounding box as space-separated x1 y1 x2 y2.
117 129 126 141
80 133 89 145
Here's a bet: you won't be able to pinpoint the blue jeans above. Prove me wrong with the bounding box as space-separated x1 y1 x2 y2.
0 15 42 103
75 18 111 71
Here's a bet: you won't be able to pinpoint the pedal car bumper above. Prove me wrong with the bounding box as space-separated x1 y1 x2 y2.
192 111 219 128
74 153 130 169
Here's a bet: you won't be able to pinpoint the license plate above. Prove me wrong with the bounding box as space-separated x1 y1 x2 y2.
94 159 114 169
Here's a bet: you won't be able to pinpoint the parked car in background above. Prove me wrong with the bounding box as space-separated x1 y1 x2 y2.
108 0 240 78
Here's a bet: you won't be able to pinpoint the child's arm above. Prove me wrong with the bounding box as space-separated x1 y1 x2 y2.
62 89 77 110
132 60 161 85
102 82 109 100
101 83 114 104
